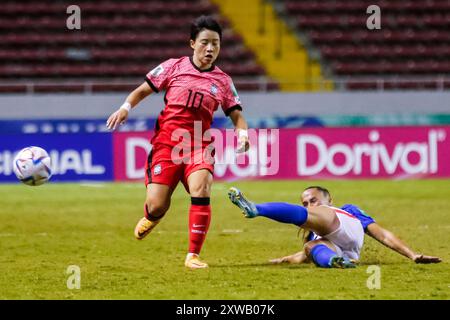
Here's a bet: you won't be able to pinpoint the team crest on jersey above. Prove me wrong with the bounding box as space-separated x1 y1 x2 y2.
150 65 164 77
154 164 162 175
210 83 218 96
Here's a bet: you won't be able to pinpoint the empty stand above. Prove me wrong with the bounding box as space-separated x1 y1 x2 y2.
282 0 450 90
0 0 278 92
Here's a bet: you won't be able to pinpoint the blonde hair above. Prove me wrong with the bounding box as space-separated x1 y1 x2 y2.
298 228 312 245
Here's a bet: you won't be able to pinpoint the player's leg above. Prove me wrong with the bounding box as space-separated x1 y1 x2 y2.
302 205 340 236
304 239 355 268
228 187 339 235
135 146 181 240
184 168 213 269
229 187 308 224
134 183 173 239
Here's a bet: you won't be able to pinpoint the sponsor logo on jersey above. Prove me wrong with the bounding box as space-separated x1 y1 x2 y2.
150 65 164 77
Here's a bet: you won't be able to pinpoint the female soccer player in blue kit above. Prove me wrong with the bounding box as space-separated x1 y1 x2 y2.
228 186 441 268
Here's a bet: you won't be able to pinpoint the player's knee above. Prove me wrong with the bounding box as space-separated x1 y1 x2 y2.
303 242 313 257
189 182 211 197
145 199 169 219
188 171 212 197
304 240 320 257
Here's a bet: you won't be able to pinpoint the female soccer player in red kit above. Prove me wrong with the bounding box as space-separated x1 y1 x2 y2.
106 16 250 269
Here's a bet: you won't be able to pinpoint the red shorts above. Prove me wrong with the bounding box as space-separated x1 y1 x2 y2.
144 144 215 191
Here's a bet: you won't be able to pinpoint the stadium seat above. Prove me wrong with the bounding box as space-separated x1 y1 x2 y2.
281 0 450 90
0 0 277 92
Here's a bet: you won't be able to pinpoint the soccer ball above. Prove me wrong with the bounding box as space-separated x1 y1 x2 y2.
13 146 52 186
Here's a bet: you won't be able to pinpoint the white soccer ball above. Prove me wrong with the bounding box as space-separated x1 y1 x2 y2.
13 146 52 186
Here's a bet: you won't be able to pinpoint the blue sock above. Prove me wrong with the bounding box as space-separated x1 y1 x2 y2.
254 202 308 226
310 244 337 268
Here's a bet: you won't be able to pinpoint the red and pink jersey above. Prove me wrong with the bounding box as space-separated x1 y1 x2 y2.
145 56 242 149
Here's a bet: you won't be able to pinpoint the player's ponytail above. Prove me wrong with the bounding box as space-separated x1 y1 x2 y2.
298 229 312 245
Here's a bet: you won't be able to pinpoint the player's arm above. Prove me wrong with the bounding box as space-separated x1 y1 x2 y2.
228 109 250 153
366 223 441 264
106 82 153 130
269 251 310 264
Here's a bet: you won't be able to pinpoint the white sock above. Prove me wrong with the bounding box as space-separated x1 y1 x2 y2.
186 253 199 259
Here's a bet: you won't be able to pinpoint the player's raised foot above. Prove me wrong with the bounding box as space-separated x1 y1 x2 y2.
329 256 356 269
185 253 208 269
134 216 160 240
228 187 258 218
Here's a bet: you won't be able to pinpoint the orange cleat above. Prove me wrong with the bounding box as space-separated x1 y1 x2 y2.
185 254 208 269
134 217 160 240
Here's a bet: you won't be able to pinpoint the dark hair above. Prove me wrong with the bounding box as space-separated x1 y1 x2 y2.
303 186 331 200
190 15 222 41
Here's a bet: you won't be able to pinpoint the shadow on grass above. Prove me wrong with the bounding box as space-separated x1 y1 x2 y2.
210 262 313 269
356 260 404 266
211 260 404 268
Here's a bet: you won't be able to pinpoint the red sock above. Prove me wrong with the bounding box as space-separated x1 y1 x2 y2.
188 198 211 255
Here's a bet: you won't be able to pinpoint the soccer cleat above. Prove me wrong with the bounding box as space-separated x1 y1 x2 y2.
134 217 160 240
185 254 208 269
329 256 356 269
227 187 258 218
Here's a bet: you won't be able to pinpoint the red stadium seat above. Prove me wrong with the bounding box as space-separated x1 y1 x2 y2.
284 0 450 90
0 0 276 92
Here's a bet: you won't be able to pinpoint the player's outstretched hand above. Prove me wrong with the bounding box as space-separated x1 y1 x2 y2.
269 256 291 264
106 108 129 130
269 251 307 264
413 254 442 264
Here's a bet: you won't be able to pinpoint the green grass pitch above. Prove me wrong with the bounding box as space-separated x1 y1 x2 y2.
0 180 448 300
